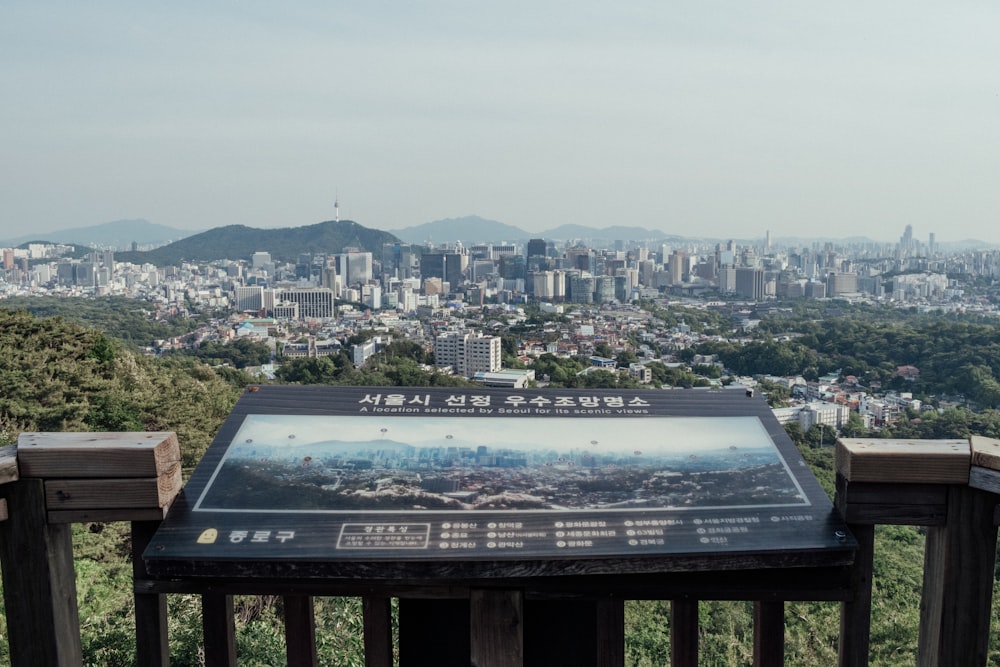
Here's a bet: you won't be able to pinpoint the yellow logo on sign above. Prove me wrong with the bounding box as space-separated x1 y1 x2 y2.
197 528 219 544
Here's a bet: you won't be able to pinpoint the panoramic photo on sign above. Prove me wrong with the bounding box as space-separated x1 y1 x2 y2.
145 386 853 574
196 414 807 513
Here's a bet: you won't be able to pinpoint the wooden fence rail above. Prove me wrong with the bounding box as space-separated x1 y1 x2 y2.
1 433 1000 666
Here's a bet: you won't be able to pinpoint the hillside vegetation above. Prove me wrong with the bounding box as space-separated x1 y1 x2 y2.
114 219 400 265
1 308 1000 664
0 309 238 464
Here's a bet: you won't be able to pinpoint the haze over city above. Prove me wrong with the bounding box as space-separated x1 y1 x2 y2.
3 2 999 243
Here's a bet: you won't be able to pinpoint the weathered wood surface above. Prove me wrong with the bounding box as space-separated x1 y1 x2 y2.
17 431 180 478
284 595 318 667
0 444 18 484
470 589 524 667
0 479 83 666
671 600 699 667
836 477 947 525
362 596 393 667
969 436 1000 495
839 523 874 667
753 601 784 667
48 505 172 524
132 520 170 667
970 434 1000 470
918 485 998 667
202 593 237 667
594 599 625 667
836 438 970 484
135 565 855 601
44 465 182 510
968 466 1000 496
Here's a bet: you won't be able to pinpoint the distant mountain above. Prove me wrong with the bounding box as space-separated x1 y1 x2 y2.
114 220 401 265
391 216 529 244
540 224 682 242
1 219 197 249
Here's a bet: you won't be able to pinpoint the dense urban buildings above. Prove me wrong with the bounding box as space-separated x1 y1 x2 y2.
2 224 999 410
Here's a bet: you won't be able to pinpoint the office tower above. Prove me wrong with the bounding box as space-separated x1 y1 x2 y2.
527 238 547 258
735 268 765 300
273 288 335 319
235 285 264 312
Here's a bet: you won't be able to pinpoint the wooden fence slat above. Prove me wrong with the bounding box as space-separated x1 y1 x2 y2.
470 589 523 667
836 438 970 484
363 596 394 667
839 523 874 667
671 599 699 667
0 479 83 666
753 601 784 667
44 469 181 510
132 520 169 667
202 593 237 667
918 485 998 667
284 594 318 667
595 599 624 667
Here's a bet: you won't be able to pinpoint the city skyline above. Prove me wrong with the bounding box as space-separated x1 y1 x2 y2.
3 2 1000 243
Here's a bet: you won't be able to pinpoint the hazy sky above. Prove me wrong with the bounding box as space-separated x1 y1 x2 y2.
3 2 999 243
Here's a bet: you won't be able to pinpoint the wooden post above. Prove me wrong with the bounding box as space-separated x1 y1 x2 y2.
839 523 874 667
470 589 524 667
0 479 83 666
363 596 394 667
917 485 997 666
753 601 784 667
202 593 237 667
284 594 318 667
671 599 698 667
835 437 973 667
132 520 170 667
594 599 625 667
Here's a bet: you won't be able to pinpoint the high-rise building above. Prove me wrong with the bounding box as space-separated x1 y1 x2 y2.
421 251 468 287
735 268 765 301
569 275 595 303
668 250 686 285
499 255 525 281
827 272 859 296
252 251 272 269
274 288 335 319
338 251 373 287
900 224 915 257
234 285 264 312
382 243 417 279
434 331 502 377
526 238 547 258
594 276 616 303
531 271 555 300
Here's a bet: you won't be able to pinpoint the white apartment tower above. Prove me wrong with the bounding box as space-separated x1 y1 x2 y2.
434 331 502 377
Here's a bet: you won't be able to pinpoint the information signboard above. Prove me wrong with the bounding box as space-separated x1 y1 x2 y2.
144 386 854 577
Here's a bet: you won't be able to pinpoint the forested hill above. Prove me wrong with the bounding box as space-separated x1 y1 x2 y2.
0 309 238 465
114 219 400 265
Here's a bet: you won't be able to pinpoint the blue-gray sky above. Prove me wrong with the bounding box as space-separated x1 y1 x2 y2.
2 1 999 243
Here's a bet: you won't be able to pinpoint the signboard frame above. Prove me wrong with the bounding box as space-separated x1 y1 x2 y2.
144 385 855 580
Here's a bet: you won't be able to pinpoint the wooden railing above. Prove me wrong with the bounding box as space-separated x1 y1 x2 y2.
1 433 999 666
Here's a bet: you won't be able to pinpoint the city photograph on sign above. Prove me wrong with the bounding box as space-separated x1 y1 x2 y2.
194 414 810 514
